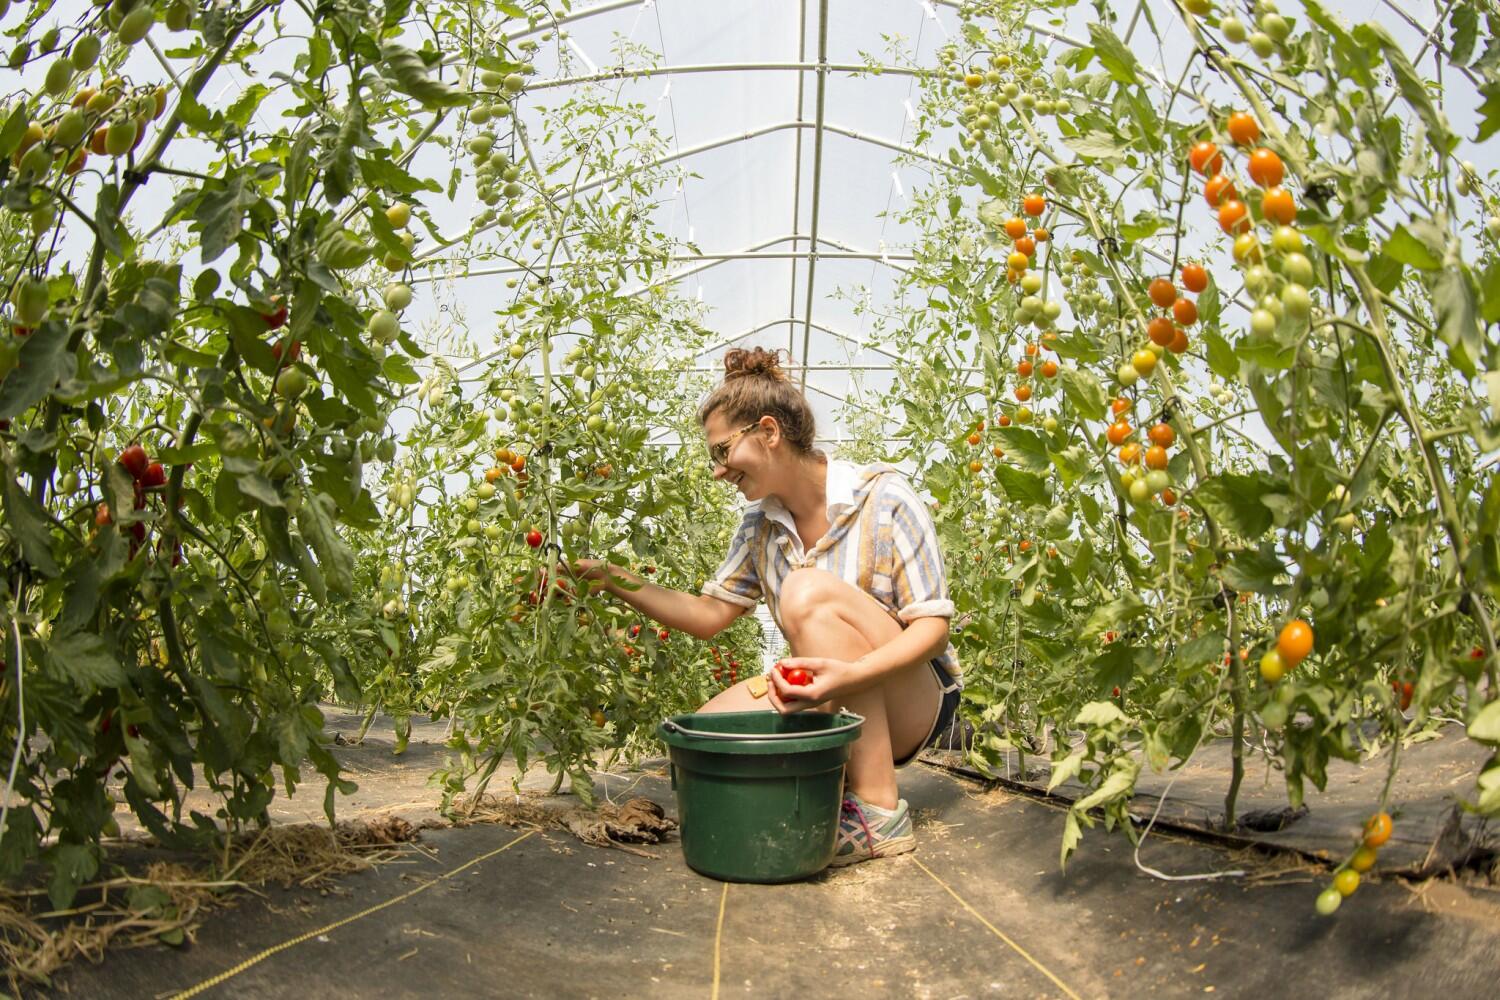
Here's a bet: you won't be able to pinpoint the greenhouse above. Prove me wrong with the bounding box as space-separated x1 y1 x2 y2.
2 0 1500 995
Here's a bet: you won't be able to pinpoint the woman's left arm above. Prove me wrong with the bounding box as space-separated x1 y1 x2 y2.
846 616 950 694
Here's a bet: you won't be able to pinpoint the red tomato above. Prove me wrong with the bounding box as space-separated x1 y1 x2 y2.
119 444 149 481
658 628 670 641
141 462 166 488
1173 298 1198 326
1218 198 1251 234
1181 263 1208 292
525 529 544 548
1261 186 1296 225
1148 316 1175 346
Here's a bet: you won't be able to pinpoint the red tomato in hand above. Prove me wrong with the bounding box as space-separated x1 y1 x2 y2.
777 662 813 686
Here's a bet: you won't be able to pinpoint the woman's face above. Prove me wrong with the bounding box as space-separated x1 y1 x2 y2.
703 411 774 501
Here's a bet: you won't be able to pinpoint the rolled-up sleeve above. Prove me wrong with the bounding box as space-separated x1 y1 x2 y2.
885 478 955 623
702 514 762 609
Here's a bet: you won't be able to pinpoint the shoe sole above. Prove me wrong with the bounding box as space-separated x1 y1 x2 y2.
827 832 917 867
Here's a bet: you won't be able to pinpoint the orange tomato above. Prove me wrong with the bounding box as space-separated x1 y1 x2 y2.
1161 487 1177 506
1247 148 1284 188
1015 384 1032 402
992 445 1005 458
969 459 983 473
1145 445 1169 470
1148 316 1176 346
1261 186 1296 225
998 414 1012 427
1111 396 1132 416
1106 421 1132 446
1188 140 1223 176
1173 297 1198 326
1169 326 1190 353
1148 277 1177 309
1032 226 1050 242
1148 423 1176 447
1025 341 1039 356
1014 235 1036 257
1004 216 1028 239
1022 193 1046 216
1017 359 1034 377
1204 173 1237 207
1278 619 1314 666
1362 812 1392 848
1218 198 1250 234
967 432 982 446
1040 360 1058 378
1180 263 1208 292
1227 111 1260 146
1118 442 1141 465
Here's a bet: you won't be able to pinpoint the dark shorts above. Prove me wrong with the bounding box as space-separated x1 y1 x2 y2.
894 658 962 768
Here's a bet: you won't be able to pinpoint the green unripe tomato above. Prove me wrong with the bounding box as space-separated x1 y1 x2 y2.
508 343 526 360
71 33 102 71
117 7 155 45
376 438 397 463
1249 31 1275 57
368 309 401 344
1260 701 1288 732
53 109 87 148
1250 308 1277 338
1279 254 1313 288
1020 273 1043 294
1128 477 1151 504
1245 264 1276 297
586 415 605 432
384 282 413 311
1145 469 1171 493
1315 887 1343 916
44 57 73 97
1271 225 1304 254
503 73 526 94
274 366 308 398
1281 282 1311 319
1221 16 1248 43
466 518 482 534
1260 13 1290 41
1041 416 1058 432
476 482 495 500
1116 363 1140 387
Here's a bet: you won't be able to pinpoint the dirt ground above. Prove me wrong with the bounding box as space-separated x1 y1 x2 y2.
29 711 1500 999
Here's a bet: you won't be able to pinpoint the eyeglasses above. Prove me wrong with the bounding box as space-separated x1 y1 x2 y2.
708 422 761 469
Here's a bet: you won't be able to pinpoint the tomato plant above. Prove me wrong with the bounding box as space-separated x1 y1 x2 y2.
874 0 1500 882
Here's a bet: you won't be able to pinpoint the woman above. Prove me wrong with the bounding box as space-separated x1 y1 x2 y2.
572 346 961 866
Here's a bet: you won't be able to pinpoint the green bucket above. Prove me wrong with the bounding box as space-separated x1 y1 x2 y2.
658 710 864 883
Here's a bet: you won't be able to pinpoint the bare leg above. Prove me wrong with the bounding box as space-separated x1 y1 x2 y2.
774 569 942 810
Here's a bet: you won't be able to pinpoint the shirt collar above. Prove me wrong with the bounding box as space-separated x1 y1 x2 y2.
756 459 861 532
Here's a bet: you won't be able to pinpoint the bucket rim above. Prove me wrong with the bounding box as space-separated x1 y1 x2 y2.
659 711 864 742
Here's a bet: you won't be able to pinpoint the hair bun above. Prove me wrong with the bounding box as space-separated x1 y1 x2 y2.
723 346 790 383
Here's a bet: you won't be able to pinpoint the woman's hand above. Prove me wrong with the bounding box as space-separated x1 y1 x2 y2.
766 657 857 713
562 559 617 596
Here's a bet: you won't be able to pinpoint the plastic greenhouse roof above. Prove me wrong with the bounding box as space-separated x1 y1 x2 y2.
438 0 1472 448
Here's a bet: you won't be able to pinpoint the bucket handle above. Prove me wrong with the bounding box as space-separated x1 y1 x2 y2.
661 712 864 741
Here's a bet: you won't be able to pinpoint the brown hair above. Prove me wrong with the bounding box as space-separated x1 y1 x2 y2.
697 347 819 457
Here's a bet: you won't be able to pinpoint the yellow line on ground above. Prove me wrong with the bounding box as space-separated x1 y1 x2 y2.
910 856 1084 1000
710 881 729 1000
166 830 539 999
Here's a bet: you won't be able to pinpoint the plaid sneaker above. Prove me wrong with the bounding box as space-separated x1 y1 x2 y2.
829 791 916 867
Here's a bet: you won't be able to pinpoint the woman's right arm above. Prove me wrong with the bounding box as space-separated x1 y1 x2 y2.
571 561 748 640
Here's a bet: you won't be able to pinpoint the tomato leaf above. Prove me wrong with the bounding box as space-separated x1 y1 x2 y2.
993 465 1050 508
1478 81 1500 143
1087 24 1140 85
1221 544 1289 595
1382 223 1442 270
994 427 1051 473
1469 698 1500 743
1356 22 1455 155
45 842 99 911
1202 328 1239 380
296 492 355 598
0 320 73 420
1081 591 1146 640
1194 473 1276 538
1060 366 1108 421
45 631 126 692
3 470 59 576
1433 266 1482 377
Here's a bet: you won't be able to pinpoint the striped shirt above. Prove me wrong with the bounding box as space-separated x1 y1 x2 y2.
703 459 961 688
